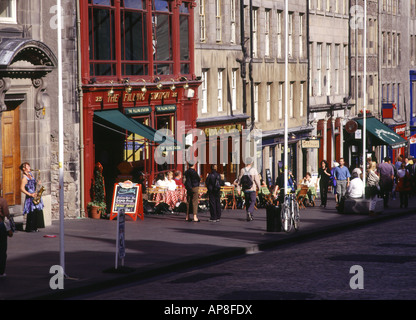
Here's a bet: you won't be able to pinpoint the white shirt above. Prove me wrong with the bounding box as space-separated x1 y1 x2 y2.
166 179 177 191
347 178 364 198
155 179 168 188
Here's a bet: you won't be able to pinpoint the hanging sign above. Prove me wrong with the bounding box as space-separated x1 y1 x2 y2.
110 180 143 221
301 139 320 149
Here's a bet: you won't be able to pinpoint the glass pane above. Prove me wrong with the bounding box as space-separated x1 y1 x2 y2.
122 11 147 61
92 0 113 5
0 0 12 17
154 64 172 75
123 0 144 9
179 3 189 14
180 16 189 61
153 0 169 12
154 14 171 61
90 8 115 61
122 63 148 76
180 64 190 75
93 63 116 76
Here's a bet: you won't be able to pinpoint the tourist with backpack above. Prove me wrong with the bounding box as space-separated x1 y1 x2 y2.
206 164 222 222
237 158 261 222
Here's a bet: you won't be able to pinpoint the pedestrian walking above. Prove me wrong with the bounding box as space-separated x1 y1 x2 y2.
333 158 350 206
206 164 222 222
366 162 380 216
378 157 395 208
0 192 13 277
396 162 411 208
184 162 201 222
317 160 331 208
237 158 261 222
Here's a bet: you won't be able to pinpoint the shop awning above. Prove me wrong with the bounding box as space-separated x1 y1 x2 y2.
356 117 407 149
94 110 181 150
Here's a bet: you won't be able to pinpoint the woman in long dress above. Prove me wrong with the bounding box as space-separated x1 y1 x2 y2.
20 162 44 232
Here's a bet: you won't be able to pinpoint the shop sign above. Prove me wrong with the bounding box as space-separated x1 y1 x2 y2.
410 134 416 144
156 105 177 113
301 139 320 149
203 124 243 137
93 90 178 104
125 106 152 115
395 125 406 135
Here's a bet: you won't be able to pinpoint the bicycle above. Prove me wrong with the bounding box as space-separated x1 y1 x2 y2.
280 190 300 232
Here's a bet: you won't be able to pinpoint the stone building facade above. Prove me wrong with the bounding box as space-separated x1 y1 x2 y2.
0 0 80 222
195 0 309 184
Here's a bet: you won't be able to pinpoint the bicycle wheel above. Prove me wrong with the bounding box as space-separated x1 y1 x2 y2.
292 197 300 231
281 201 293 233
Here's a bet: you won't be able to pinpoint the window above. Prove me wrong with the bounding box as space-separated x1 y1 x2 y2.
0 0 16 23
215 0 221 42
179 3 191 74
218 69 223 112
278 83 283 119
252 8 258 58
266 83 271 121
277 11 283 58
288 13 293 58
299 14 304 59
230 0 236 44
289 82 294 118
254 84 259 122
265 9 271 57
125 117 151 162
199 0 206 42
317 43 322 96
231 69 237 111
152 0 173 75
300 82 304 118
89 0 116 76
121 0 148 76
326 44 331 96
334 44 340 94
201 70 208 114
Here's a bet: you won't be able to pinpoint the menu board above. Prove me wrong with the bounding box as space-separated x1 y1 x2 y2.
110 181 143 221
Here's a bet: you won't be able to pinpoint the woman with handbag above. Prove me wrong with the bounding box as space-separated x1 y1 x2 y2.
396 162 411 208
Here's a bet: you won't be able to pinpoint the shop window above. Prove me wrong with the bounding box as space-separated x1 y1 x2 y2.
124 117 151 163
156 114 175 172
121 0 148 76
88 0 116 76
0 0 16 23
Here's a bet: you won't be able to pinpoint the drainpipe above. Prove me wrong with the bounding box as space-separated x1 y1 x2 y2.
239 0 247 115
249 0 254 130
76 0 85 218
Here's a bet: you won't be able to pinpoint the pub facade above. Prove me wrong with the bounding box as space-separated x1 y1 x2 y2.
79 0 200 210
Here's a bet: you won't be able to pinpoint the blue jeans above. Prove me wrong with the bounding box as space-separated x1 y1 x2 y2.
244 191 257 214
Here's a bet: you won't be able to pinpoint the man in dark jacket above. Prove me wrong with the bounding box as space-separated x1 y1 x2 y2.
206 164 222 222
184 162 201 222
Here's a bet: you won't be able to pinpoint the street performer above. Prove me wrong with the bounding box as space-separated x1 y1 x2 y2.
20 162 45 232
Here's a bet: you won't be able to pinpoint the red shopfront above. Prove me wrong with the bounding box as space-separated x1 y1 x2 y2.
80 0 199 210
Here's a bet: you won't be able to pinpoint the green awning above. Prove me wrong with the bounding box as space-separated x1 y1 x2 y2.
94 110 181 150
356 117 407 149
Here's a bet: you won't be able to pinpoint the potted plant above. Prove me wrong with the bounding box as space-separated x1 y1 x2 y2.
88 162 107 219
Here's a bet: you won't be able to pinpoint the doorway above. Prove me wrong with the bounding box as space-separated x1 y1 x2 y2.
1 107 21 205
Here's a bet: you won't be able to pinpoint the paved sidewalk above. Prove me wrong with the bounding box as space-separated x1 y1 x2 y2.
1 194 414 300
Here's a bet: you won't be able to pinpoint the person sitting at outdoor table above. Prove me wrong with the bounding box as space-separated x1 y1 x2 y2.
300 172 316 205
154 173 167 188
165 171 179 209
346 168 364 199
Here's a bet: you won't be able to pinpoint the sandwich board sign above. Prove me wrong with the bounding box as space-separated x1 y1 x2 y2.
110 180 143 221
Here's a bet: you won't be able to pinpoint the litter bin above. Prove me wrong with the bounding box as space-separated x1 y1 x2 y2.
266 204 282 232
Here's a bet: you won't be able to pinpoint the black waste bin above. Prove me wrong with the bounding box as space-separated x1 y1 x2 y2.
266 204 282 232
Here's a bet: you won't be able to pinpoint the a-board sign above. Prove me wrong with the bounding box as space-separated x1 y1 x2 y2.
110 180 143 221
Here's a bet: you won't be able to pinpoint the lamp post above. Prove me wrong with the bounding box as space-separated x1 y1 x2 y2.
57 0 66 276
284 0 289 195
362 0 367 198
